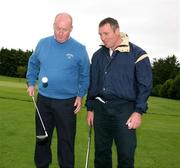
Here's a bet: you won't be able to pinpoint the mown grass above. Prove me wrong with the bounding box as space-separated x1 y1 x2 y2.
0 75 180 168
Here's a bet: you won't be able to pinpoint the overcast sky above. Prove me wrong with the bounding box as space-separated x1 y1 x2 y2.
0 0 179 61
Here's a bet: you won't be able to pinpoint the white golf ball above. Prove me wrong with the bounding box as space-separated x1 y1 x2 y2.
128 122 131 127
42 77 48 83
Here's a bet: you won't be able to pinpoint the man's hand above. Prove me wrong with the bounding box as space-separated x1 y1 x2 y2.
74 96 82 113
126 112 142 129
87 111 94 126
27 85 35 97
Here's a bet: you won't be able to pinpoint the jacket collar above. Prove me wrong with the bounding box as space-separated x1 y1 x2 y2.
100 32 130 53
115 32 130 52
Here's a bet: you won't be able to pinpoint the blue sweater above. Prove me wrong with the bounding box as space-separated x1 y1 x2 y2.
86 34 152 114
26 36 90 99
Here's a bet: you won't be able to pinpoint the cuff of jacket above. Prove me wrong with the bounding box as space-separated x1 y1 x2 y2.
134 107 146 115
87 107 94 111
85 100 94 111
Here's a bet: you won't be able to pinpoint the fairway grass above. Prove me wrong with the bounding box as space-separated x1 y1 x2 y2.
0 76 180 168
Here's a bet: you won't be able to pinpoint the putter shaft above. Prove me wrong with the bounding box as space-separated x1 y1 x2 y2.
32 96 48 137
85 125 92 168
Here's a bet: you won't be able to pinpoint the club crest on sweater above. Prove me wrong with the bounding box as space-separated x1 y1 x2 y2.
65 53 74 59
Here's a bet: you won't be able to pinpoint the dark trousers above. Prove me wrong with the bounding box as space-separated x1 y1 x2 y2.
93 100 136 168
34 94 76 168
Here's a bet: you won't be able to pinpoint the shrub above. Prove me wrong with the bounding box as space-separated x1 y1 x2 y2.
17 66 27 78
151 84 162 96
159 79 173 98
170 74 180 99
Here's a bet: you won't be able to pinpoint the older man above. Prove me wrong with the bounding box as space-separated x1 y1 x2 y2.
27 13 90 168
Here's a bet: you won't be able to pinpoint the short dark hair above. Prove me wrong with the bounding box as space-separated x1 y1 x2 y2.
99 17 119 31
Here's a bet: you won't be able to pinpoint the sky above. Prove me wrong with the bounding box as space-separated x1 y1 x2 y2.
0 0 179 62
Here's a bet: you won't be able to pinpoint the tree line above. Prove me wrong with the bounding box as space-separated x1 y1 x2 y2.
0 48 32 78
0 48 180 99
151 55 180 99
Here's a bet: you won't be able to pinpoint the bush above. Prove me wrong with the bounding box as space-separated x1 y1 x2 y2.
169 74 180 99
17 66 27 78
151 84 162 96
159 79 173 98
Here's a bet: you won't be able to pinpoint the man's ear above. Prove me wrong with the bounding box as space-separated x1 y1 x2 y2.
115 27 120 34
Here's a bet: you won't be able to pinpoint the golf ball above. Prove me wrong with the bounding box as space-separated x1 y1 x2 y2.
42 77 48 83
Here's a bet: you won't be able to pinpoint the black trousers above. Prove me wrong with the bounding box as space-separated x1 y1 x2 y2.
93 100 136 168
34 94 76 168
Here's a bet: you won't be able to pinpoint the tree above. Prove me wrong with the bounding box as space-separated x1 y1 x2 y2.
0 48 32 77
152 55 180 87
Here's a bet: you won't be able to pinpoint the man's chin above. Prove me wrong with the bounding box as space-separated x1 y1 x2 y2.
56 39 66 43
55 37 67 43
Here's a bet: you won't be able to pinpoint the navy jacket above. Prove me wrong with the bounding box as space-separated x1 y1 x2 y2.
86 33 152 114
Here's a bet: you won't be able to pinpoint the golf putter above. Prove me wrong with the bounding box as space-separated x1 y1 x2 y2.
85 125 92 168
32 96 48 141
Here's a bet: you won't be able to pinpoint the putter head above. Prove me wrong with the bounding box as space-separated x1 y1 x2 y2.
36 132 48 144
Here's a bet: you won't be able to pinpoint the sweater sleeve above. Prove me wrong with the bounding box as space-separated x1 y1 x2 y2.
77 46 90 98
26 43 40 86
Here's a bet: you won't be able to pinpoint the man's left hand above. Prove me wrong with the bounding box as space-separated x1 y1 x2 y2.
126 112 142 129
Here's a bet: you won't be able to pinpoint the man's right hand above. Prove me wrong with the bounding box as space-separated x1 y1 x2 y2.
27 85 35 97
87 111 94 126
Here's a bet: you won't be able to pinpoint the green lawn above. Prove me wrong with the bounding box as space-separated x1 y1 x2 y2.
0 76 180 168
